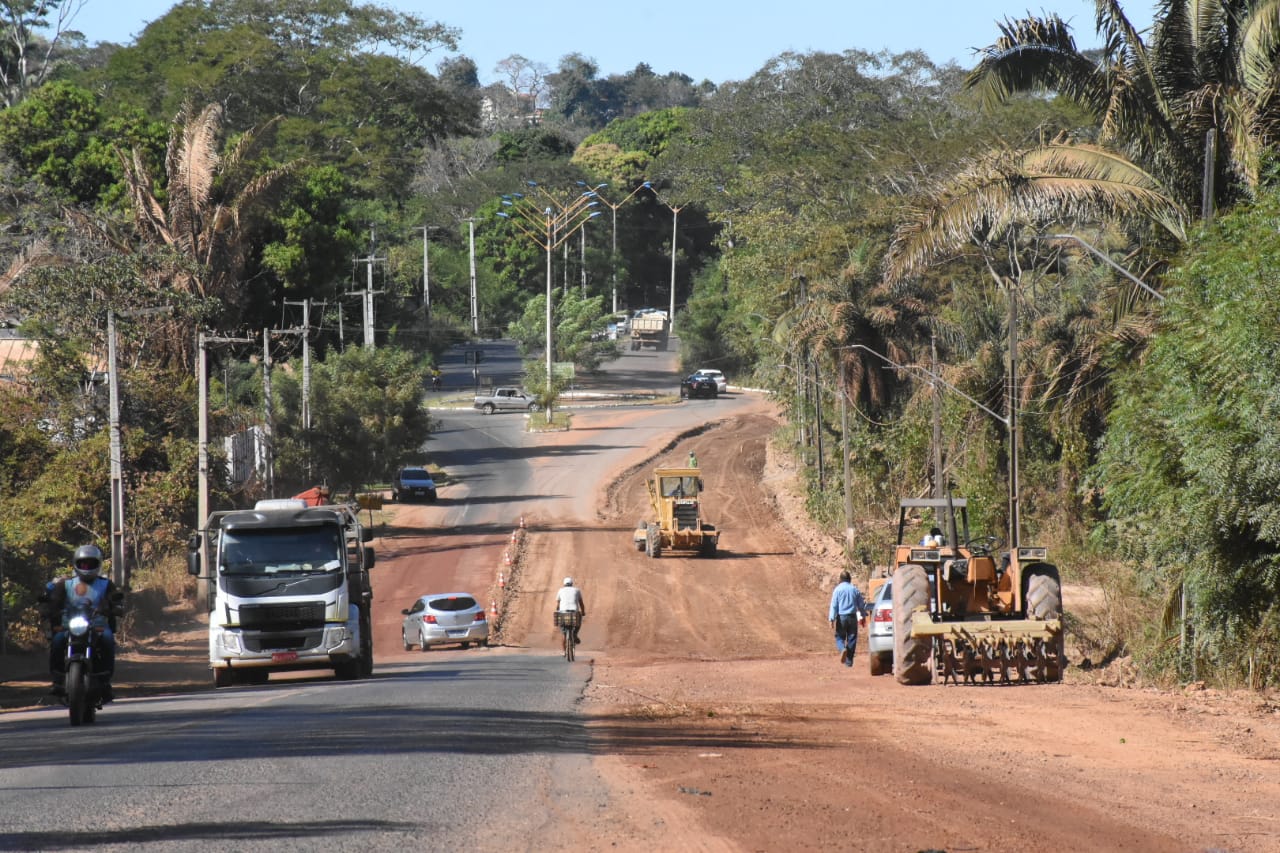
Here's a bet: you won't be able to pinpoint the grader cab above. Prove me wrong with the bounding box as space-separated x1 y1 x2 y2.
632 467 719 557
886 497 1063 685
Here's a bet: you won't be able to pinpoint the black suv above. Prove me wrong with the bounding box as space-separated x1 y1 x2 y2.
679 374 718 399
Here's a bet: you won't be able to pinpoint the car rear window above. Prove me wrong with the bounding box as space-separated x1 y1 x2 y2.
429 596 476 611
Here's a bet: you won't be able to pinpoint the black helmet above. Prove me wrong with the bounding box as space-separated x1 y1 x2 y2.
73 544 104 582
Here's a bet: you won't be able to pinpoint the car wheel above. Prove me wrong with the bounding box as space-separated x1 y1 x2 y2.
482 402 495 415
460 641 471 650
427 492 438 503
479 639 490 647
419 630 430 652
402 630 412 652
528 401 539 412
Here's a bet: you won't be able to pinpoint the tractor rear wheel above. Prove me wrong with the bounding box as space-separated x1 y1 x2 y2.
892 564 933 685
1025 565 1064 681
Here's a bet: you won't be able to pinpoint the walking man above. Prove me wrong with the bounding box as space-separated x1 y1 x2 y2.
687 450 698 468
828 570 866 667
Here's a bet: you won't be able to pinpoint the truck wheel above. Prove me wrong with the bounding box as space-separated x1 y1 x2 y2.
1025 565 1064 681
334 659 360 680
892 564 933 685
213 668 234 689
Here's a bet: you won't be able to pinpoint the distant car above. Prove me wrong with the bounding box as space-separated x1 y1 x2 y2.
692 368 728 394
868 579 893 676
680 373 718 399
401 593 490 650
392 466 437 503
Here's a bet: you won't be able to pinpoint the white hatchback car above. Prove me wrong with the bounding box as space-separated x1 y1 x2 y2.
692 369 727 394
401 593 490 650
867 579 893 676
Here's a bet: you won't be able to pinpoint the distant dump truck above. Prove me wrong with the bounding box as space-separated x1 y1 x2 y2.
473 387 539 414
632 466 718 557
630 312 669 351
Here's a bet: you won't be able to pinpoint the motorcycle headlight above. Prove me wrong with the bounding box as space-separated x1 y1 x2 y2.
68 615 90 636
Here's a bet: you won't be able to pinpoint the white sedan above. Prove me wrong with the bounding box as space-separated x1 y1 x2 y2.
692 369 727 394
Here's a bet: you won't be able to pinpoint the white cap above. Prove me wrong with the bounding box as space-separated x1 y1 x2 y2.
563 577 573 586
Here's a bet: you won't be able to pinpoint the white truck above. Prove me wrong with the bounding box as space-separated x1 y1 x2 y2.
187 499 376 687
473 387 539 414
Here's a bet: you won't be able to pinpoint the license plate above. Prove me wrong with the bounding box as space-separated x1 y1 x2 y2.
271 651 298 663
446 629 466 637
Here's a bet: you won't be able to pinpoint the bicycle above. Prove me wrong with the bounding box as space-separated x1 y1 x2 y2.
554 610 581 661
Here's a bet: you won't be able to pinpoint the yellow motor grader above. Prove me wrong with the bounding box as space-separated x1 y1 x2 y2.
632 467 718 557
885 497 1063 685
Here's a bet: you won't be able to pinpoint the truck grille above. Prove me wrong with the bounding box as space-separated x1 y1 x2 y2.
238 602 326 631
674 504 699 530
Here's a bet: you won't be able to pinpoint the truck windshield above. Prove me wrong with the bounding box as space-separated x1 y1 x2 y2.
219 528 344 576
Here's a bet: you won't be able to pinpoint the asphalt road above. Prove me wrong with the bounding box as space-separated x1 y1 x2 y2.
0 342 699 851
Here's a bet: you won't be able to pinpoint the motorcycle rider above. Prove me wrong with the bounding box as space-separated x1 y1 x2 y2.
43 544 120 702
554 576 585 645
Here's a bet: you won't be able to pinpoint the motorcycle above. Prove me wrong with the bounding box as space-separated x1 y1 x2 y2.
62 595 120 726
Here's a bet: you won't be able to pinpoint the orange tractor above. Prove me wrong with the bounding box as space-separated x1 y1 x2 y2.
881 497 1063 685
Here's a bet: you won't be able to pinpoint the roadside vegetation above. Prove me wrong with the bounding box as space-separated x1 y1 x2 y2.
1 0 1279 688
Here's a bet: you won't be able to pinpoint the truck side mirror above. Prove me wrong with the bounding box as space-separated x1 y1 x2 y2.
187 549 201 577
361 527 373 543
363 546 376 569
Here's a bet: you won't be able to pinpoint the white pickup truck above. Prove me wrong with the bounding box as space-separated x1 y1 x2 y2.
473 387 539 414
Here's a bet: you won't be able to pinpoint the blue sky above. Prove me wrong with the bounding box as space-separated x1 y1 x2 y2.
64 1 1155 85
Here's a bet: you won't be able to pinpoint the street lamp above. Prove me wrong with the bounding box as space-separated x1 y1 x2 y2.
496 182 603 418
646 183 684 332
578 180 650 313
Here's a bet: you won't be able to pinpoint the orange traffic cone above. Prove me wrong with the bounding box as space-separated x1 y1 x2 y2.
490 600 498 618
510 530 517 543
504 550 512 566
519 515 526 529
498 571 505 588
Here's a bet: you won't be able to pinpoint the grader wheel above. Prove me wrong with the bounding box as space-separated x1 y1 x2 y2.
892 564 932 685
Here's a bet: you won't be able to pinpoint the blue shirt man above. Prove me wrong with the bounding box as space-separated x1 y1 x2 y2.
828 570 867 667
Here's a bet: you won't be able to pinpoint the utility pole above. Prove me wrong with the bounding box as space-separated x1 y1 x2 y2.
262 328 275 498
197 330 254 608
418 225 432 316
931 334 944 499
580 227 587 294
467 218 478 335
107 305 170 588
283 299 315 479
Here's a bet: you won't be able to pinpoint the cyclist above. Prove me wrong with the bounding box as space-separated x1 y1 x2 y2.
554 577 585 645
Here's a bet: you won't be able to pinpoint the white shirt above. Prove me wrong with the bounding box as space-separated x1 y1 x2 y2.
556 586 583 612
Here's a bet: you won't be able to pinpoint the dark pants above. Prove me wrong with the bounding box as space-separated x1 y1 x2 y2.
50 631 116 677
833 615 858 664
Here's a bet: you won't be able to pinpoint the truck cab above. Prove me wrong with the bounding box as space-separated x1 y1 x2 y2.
188 499 376 687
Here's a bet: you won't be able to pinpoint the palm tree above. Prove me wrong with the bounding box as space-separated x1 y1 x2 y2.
62 103 297 369
966 1 1280 212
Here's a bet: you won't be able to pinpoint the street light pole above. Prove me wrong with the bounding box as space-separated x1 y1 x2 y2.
580 181 649 314
497 183 602 419
646 183 684 332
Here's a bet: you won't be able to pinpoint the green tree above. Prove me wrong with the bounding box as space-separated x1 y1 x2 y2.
1093 188 1280 684
506 288 617 372
965 2 1280 212
273 346 432 494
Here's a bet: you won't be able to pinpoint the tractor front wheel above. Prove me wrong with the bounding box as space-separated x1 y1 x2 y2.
892 564 933 685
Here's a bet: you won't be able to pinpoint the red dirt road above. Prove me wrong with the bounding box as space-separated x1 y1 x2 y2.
6 392 1280 852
